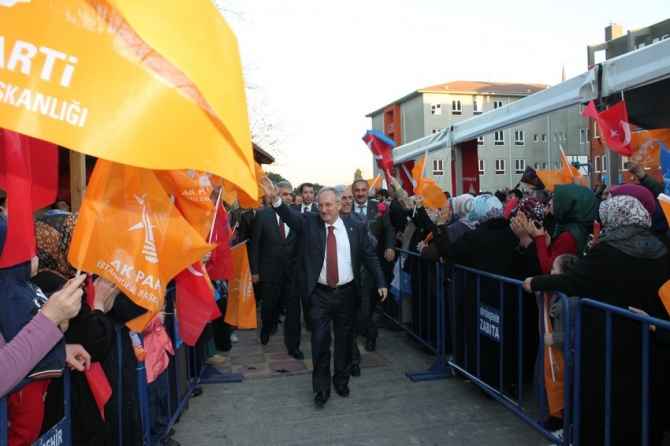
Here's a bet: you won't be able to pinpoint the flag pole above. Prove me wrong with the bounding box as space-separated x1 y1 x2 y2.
208 187 223 244
543 294 557 382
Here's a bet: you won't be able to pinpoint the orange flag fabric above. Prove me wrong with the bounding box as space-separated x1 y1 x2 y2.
415 178 448 210
155 170 216 239
630 129 670 168
536 148 587 193
225 242 257 329
411 153 428 189
68 160 213 332
0 0 256 199
542 293 565 418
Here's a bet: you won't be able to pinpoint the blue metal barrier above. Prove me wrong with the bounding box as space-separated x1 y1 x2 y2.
572 298 670 446
379 248 450 382
448 264 572 446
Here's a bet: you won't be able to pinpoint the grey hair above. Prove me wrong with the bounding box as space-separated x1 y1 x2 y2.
275 181 293 191
317 187 342 202
333 184 350 193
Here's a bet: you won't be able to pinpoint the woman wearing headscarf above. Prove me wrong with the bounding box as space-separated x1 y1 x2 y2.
525 195 670 446
611 183 670 248
523 184 598 274
511 196 551 276
433 194 536 393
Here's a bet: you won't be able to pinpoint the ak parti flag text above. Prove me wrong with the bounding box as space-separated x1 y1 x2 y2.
68 160 213 332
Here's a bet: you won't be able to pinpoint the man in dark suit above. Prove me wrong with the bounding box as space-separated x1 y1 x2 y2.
351 179 396 352
248 181 303 359
260 178 387 406
291 182 318 213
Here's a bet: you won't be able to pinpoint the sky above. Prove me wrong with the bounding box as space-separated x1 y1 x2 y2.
218 0 670 187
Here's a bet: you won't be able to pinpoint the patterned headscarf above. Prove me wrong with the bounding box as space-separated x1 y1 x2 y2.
610 184 655 215
600 195 651 230
34 212 78 280
597 195 666 259
473 194 504 223
451 194 477 228
517 197 545 222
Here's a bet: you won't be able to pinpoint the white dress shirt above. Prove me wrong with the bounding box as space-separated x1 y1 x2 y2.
318 217 353 286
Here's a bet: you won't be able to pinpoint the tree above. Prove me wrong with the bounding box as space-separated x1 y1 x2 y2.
353 169 363 180
265 171 287 183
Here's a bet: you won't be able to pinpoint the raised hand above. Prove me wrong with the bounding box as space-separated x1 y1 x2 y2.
259 176 279 202
40 273 87 326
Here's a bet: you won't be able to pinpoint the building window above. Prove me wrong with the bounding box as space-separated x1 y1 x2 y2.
542 162 547 169
515 159 526 174
563 132 567 140
433 159 444 176
579 129 585 143
594 156 601 172
542 134 547 142
621 156 629 171
553 133 558 141
431 100 442 115
432 128 444 134
452 100 462 115
477 135 484 146
494 131 505 146
493 100 503 109
534 163 540 169
495 159 505 175
586 128 590 141
533 134 539 142
514 130 525 146
473 99 483 115
593 122 599 139
478 159 485 175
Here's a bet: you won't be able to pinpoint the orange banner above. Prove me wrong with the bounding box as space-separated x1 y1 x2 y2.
536 149 586 192
68 160 214 331
0 0 256 199
225 242 257 329
630 129 670 168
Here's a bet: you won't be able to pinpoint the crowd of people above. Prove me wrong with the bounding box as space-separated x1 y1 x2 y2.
2 158 670 445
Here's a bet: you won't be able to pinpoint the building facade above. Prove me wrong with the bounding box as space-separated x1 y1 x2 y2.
367 81 591 194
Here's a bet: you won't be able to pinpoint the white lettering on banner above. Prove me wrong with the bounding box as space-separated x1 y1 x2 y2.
96 259 162 303
479 304 501 341
32 426 63 446
463 177 478 182
1 37 78 87
0 82 89 128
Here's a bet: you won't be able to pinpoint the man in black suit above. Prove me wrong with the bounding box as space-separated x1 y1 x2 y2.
260 178 387 406
351 179 396 352
291 182 318 213
248 181 303 359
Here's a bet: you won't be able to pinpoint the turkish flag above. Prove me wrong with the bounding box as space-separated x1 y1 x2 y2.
175 261 221 346
582 100 632 156
362 130 395 175
0 130 58 267
205 201 234 280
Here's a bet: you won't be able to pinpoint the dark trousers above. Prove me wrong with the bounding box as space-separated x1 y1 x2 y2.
358 288 379 341
310 285 357 392
258 279 301 351
148 369 170 446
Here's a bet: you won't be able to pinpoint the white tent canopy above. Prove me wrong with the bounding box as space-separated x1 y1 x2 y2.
392 38 670 163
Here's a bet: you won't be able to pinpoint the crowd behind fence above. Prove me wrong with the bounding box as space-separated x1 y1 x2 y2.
3 253 670 445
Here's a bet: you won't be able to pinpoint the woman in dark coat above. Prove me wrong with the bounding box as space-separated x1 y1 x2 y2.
433 195 537 392
525 195 670 446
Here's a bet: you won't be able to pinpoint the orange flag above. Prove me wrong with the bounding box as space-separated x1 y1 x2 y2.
411 153 428 189
1 0 256 199
155 170 216 239
536 148 587 192
542 293 565 418
68 160 214 332
225 242 257 329
630 129 670 168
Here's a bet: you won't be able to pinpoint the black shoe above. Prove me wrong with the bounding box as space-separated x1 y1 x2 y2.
335 385 350 397
288 349 304 360
190 387 203 398
314 390 330 406
364 338 376 352
350 364 361 377
260 332 269 345
168 428 176 437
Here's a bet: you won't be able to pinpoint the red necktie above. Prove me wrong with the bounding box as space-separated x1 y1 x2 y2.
326 226 338 287
278 217 286 243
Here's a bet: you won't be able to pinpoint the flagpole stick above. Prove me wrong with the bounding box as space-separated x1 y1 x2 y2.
543 297 557 382
208 187 223 244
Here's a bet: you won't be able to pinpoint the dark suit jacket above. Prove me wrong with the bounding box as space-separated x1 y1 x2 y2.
359 199 396 254
274 201 385 307
388 197 410 235
290 202 318 213
238 209 255 243
248 207 298 282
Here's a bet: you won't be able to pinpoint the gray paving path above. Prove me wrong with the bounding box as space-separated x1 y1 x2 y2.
174 328 550 446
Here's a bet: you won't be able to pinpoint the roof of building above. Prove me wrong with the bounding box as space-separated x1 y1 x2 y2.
252 142 275 165
366 80 551 117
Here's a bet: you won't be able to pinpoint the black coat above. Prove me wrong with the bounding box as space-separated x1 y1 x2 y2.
531 241 670 446
248 207 298 282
